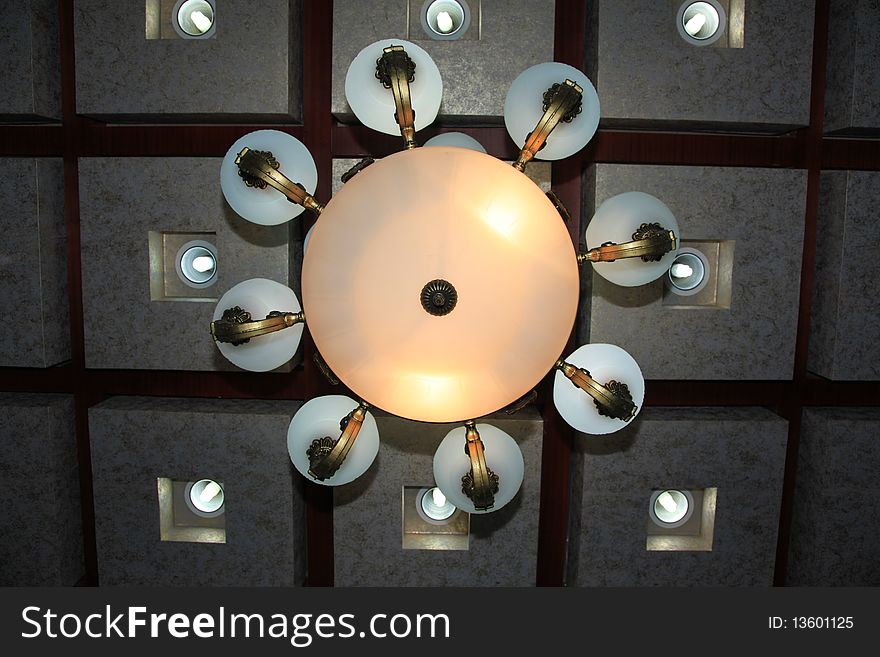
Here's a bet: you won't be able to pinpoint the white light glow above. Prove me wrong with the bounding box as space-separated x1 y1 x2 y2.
657 491 678 514
192 255 215 273
188 479 225 515
670 263 694 279
190 9 212 33
199 480 222 503
421 486 457 521
436 11 454 33
684 12 707 36
652 489 690 525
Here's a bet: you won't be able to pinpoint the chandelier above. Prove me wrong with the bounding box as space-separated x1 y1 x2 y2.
210 37 680 514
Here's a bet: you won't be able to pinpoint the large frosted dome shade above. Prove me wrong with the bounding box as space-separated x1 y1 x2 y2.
303 147 580 423
504 62 600 161
345 39 442 136
424 131 486 153
220 130 318 226
586 191 680 287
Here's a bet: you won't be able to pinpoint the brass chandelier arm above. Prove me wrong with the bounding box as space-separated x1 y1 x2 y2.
462 421 500 511
546 190 571 223
513 79 584 172
578 223 677 265
307 402 370 481
210 307 305 345
376 45 418 150
502 389 538 415
235 147 325 214
555 360 637 422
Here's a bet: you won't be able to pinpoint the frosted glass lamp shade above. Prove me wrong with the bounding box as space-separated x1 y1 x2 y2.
303 223 315 255
586 191 681 287
287 395 380 486
553 343 645 435
212 278 303 372
433 424 524 514
220 129 318 226
345 39 442 136
504 62 600 161
424 132 487 153
302 147 579 423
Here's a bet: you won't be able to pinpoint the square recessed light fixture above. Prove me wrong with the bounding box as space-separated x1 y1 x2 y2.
402 486 469 551
646 487 717 551
157 477 226 544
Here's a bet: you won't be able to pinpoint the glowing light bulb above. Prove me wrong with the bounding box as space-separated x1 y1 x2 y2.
670 263 693 279
657 491 678 514
199 480 222 503
192 255 215 273
685 12 707 36
436 10 454 33
432 487 447 507
190 9 212 34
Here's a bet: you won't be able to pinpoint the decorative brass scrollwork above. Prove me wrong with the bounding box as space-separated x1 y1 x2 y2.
210 307 305 345
578 223 677 265
307 402 370 481
555 359 637 422
461 421 500 510
376 45 418 150
235 147 324 214
513 79 583 172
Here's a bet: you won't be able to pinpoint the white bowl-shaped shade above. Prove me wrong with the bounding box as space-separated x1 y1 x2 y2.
302 147 580 423
287 395 380 486
585 191 681 287
433 424 524 514
553 343 645 435
220 129 318 226
424 132 487 153
345 39 442 136
212 278 303 372
504 62 600 161
303 223 315 255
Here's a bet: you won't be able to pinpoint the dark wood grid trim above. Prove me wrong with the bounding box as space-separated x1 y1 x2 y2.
0 0 877 590
773 0 831 587
58 0 97 586
533 0 587 588
300 0 336 587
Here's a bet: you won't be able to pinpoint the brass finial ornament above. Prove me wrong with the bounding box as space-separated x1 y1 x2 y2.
578 222 677 265
210 306 305 345
307 401 371 481
376 45 418 149
234 147 324 214
513 79 584 172
554 359 637 422
420 279 458 316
